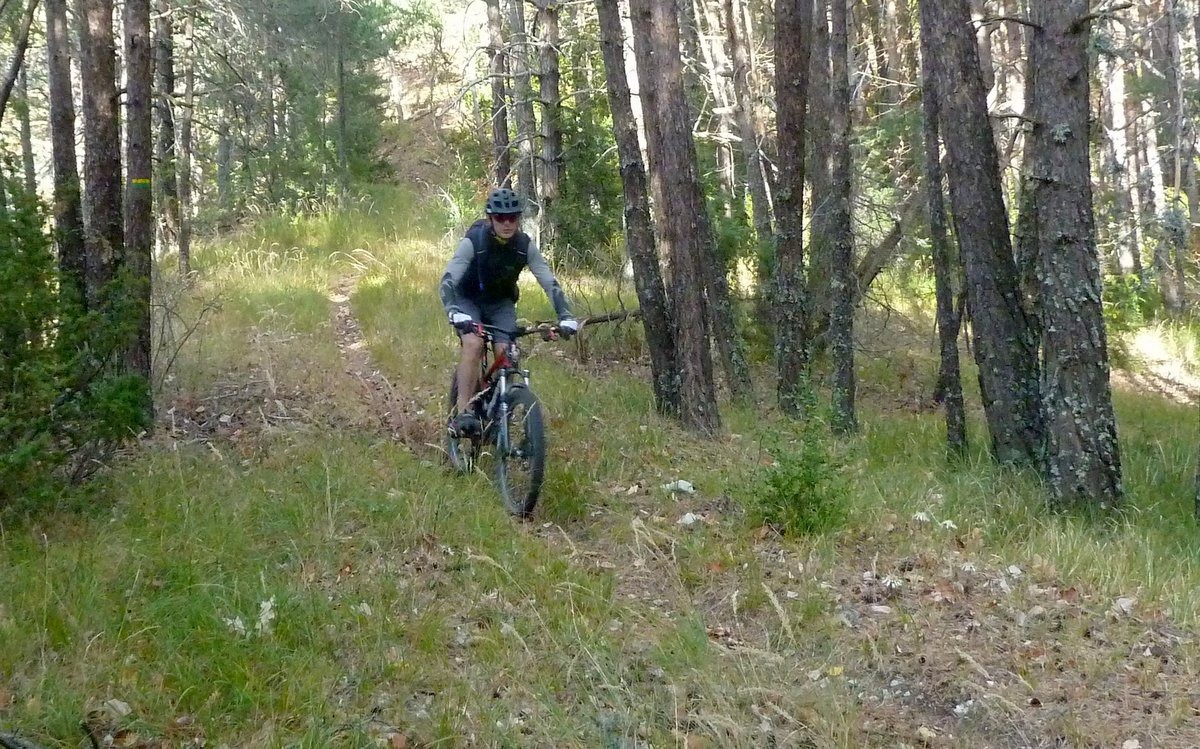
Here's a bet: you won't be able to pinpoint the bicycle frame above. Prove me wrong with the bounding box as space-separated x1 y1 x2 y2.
467 326 537 448
447 321 563 515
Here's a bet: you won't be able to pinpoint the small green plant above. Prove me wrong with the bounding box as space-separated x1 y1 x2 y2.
1103 273 1151 366
748 422 847 536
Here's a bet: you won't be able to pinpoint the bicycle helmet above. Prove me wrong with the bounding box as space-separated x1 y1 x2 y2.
485 187 523 215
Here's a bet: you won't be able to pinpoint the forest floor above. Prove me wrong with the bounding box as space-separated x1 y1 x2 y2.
3 186 1200 748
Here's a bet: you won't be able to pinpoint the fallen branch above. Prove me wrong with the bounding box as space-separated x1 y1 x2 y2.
580 310 642 328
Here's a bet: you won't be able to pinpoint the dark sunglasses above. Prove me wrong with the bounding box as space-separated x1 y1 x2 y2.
491 213 522 224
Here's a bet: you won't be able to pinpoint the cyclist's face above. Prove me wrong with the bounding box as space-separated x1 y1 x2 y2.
490 213 521 239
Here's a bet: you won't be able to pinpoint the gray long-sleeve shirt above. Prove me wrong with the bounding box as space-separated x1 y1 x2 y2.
439 235 573 320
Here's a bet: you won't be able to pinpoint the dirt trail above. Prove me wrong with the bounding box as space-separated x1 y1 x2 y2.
322 275 1200 747
329 276 440 450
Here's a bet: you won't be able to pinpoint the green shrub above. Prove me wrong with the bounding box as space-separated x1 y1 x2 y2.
747 422 847 537
0 177 150 511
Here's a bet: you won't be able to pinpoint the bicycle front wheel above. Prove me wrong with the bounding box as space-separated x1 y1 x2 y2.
495 386 545 518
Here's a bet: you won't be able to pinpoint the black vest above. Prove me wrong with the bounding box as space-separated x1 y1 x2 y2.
461 219 530 304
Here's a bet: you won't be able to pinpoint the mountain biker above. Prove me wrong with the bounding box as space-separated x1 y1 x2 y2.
439 187 578 438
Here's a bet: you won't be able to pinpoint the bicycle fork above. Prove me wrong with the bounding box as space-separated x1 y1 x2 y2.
497 374 509 455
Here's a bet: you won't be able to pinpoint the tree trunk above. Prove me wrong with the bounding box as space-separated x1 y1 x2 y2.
155 0 180 262
78 0 124 301
889 0 917 83
1139 1 1173 307
774 0 813 416
695 0 739 219
335 12 349 195
124 0 153 392
726 0 773 244
968 0 996 101
1013 47 1041 344
828 0 855 433
631 0 721 434
507 0 538 212
17 65 35 192
595 0 680 417
263 66 277 200
534 0 562 255
806 0 834 339
631 0 748 402
919 9 966 459
862 0 892 106
485 0 512 186
216 109 232 214
1128 115 1154 288
45 0 87 306
628 0 668 260
921 0 1042 467
1163 0 1189 310
177 3 194 277
1027 0 1122 506
1098 24 1140 278
0 0 40 127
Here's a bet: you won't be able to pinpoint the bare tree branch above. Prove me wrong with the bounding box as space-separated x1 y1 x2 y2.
973 14 1040 29
1070 2 1134 33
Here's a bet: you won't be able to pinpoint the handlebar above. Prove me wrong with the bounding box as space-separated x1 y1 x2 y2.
478 322 565 342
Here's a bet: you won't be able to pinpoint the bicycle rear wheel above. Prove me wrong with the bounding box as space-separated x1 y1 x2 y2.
495 386 545 518
445 373 478 473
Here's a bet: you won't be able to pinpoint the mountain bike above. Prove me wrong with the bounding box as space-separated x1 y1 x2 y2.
445 323 562 518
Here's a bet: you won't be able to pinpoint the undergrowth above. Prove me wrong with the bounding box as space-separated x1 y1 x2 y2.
3 184 1200 747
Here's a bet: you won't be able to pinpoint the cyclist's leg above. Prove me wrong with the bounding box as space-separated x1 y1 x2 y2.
481 299 519 358
455 299 485 414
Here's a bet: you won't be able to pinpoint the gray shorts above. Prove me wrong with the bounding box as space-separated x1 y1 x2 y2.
457 298 518 343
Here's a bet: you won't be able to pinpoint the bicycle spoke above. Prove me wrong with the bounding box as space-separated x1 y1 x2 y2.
495 387 544 518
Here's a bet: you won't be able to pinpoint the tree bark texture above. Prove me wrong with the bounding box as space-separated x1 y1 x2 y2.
921 0 1042 467
485 0 512 185
631 0 721 433
919 18 966 459
534 0 562 254
508 0 538 211
124 0 153 387
1098 28 1139 278
806 0 834 333
774 0 813 415
695 0 739 219
45 0 87 305
178 4 194 276
627 0 668 259
155 0 180 261
828 0 856 433
78 0 124 301
725 0 773 244
595 0 680 416
17 66 35 192
216 108 232 212
1027 0 1122 506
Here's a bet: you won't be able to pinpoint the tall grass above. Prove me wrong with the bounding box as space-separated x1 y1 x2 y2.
3 184 1199 747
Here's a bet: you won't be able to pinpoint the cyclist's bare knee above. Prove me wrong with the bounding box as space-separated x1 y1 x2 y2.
460 333 485 358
